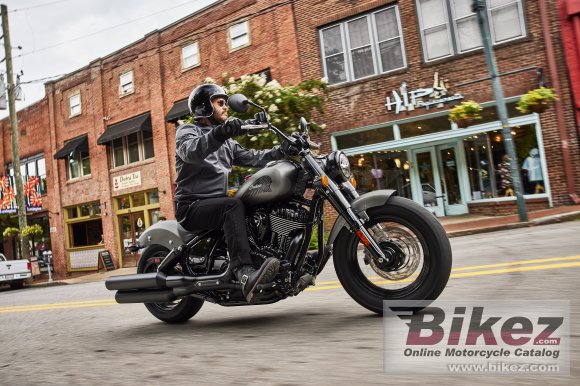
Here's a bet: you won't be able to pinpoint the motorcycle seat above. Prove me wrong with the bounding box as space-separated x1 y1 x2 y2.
176 223 201 243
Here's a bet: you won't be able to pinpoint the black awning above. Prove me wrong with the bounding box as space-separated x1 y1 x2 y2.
165 98 189 123
53 135 89 159
97 112 152 145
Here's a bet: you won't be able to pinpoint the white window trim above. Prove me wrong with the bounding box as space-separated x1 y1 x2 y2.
229 20 251 51
319 5 407 86
119 70 134 97
69 92 81 118
110 131 154 169
417 0 527 62
182 42 200 70
67 151 91 181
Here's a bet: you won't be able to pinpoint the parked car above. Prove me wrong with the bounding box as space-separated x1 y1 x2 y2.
0 253 32 290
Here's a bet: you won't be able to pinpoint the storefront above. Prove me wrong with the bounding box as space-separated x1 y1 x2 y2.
64 201 105 271
333 98 551 217
113 188 161 267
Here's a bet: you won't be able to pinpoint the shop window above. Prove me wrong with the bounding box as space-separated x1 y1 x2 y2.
416 0 526 62
147 190 159 204
131 192 146 207
463 124 545 200
119 71 134 96
7 155 47 194
229 20 250 50
476 101 527 125
65 202 103 248
319 5 406 85
111 131 154 168
69 93 81 117
335 127 394 149
67 150 91 180
182 42 200 69
149 209 161 225
348 151 412 198
116 189 158 209
398 114 452 138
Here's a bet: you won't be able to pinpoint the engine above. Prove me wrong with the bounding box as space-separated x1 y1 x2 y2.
246 204 310 260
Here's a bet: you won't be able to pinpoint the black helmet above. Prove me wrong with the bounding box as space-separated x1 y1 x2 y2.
188 84 229 119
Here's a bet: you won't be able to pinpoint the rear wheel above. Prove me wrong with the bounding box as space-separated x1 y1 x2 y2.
137 244 204 323
333 196 452 314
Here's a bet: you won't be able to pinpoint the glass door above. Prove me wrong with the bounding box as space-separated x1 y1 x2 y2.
411 148 444 216
118 211 145 267
436 144 468 215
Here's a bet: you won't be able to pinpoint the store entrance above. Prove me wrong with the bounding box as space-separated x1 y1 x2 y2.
118 211 145 267
411 143 468 216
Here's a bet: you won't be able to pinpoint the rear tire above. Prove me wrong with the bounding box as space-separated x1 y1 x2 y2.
137 244 204 323
333 196 452 314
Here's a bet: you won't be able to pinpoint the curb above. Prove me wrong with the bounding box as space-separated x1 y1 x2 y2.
28 281 68 288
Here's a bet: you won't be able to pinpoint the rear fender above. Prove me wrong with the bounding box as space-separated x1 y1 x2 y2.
327 189 398 245
137 220 187 251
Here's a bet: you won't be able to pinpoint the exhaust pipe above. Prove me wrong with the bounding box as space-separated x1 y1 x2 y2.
105 272 168 291
115 289 176 303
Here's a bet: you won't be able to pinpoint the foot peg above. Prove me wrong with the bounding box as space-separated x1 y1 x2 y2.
295 273 315 292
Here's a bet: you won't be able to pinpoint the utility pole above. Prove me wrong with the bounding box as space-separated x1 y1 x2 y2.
1 4 30 259
472 0 528 222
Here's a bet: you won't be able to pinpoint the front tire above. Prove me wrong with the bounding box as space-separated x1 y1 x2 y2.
137 244 204 323
333 196 452 314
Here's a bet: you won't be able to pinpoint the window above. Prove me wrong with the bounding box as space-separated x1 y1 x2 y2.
319 6 406 85
110 131 154 168
66 150 91 180
116 189 159 210
416 0 526 62
229 21 250 50
348 151 412 198
119 71 134 96
65 202 103 248
69 93 81 117
8 155 47 194
182 42 200 69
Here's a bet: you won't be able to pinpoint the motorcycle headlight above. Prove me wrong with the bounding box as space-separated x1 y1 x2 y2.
327 151 352 182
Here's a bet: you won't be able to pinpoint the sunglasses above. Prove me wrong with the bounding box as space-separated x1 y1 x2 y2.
214 99 227 107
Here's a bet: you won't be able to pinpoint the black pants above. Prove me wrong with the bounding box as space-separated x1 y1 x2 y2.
176 197 252 268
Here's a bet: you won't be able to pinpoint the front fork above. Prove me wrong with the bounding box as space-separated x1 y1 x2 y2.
303 154 389 265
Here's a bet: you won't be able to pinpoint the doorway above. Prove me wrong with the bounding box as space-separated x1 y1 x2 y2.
118 211 145 267
411 143 468 216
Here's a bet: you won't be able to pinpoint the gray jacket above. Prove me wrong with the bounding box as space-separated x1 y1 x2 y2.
175 123 285 203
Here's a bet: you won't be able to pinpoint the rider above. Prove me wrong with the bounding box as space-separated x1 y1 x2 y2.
175 83 284 302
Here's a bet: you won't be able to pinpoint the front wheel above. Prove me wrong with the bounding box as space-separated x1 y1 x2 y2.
333 196 452 314
137 244 204 323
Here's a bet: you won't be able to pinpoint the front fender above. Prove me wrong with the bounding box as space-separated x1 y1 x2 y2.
137 220 188 251
327 189 398 246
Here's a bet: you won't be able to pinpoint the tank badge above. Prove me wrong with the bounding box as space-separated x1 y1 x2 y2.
243 176 272 199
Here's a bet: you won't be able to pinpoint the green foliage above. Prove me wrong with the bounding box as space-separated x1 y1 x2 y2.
448 100 483 123
22 224 43 238
2 227 19 238
516 87 558 113
308 225 329 251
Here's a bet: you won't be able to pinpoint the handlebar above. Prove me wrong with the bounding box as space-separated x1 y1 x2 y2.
240 123 270 131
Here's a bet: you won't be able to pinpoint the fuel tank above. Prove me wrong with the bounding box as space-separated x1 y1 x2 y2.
234 161 298 207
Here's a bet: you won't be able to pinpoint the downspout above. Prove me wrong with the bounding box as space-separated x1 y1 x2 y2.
539 0 580 203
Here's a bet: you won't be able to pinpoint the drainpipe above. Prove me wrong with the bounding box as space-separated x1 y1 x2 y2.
539 0 580 204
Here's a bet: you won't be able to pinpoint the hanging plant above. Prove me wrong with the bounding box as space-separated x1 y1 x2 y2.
448 100 483 128
516 87 558 114
22 224 43 238
2 227 19 238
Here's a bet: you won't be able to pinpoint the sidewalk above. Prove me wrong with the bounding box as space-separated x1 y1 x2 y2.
33 204 580 287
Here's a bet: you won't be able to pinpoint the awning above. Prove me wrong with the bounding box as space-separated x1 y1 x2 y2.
165 98 189 122
97 112 152 145
53 135 89 159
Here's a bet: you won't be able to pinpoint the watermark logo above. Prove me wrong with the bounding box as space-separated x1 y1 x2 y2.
383 300 569 375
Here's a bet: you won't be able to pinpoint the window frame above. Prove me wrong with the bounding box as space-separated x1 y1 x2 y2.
66 150 91 180
119 70 134 97
416 0 526 62
229 20 251 51
69 92 81 117
319 5 407 85
7 154 48 194
182 41 200 70
110 131 155 169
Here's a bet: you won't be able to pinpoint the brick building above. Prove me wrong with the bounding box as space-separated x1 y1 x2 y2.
1 0 301 277
294 0 580 219
559 0 580 140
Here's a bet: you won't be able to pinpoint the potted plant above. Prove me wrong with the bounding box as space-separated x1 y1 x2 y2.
448 100 483 128
23 224 43 256
516 87 558 114
2 227 19 238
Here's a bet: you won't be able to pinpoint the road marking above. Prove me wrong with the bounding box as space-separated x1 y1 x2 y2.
2 255 580 313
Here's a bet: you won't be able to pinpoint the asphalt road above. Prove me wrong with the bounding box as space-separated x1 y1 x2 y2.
1 221 579 385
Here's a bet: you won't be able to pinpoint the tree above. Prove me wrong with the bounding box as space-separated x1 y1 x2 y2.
22 224 43 257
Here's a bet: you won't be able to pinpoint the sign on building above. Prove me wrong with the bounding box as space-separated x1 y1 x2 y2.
113 171 141 191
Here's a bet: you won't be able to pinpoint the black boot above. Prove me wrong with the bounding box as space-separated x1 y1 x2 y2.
235 257 280 302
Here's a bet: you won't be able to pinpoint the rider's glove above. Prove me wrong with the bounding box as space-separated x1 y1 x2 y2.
214 117 243 141
281 133 301 156
254 111 269 123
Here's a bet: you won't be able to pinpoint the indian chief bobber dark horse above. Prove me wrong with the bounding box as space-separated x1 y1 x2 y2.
105 94 452 323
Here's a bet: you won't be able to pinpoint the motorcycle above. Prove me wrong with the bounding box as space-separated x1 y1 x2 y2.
105 94 452 323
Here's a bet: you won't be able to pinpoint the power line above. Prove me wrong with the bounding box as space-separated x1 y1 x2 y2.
10 0 79 13
18 0 197 57
16 0 295 85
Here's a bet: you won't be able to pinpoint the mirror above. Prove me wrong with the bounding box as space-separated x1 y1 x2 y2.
300 117 308 133
228 93 250 113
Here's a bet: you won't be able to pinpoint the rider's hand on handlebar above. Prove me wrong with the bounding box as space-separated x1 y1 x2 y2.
214 117 243 141
281 132 301 156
